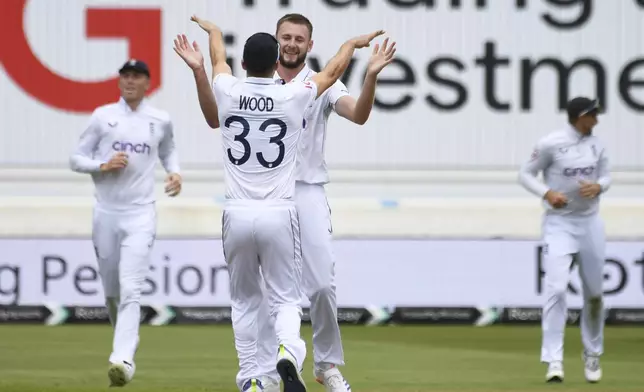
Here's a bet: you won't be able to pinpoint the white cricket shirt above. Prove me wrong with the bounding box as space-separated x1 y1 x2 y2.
275 66 350 185
212 74 318 200
518 124 611 216
69 97 180 210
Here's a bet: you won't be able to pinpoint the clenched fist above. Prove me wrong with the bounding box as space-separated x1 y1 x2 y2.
165 173 182 197
579 180 601 199
544 190 568 209
100 152 128 172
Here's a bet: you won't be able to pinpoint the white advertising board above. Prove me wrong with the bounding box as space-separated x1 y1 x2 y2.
1 0 644 169
1 238 642 308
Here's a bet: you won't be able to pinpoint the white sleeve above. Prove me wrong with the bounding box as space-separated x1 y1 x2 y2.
211 74 237 125
293 81 318 113
518 138 553 198
69 112 104 173
327 80 350 111
596 145 611 193
158 119 180 174
212 73 237 100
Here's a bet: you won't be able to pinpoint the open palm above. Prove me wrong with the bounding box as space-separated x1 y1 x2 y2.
367 37 396 75
173 34 204 70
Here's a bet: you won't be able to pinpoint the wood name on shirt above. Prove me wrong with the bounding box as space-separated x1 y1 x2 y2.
240 96 274 112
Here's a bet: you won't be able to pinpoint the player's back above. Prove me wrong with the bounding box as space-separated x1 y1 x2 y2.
213 74 317 200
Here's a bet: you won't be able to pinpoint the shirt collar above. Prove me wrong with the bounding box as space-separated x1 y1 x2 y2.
274 65 312 85
566 123 587 140
293 65 312 82
119 96 147 113
245 77 275 85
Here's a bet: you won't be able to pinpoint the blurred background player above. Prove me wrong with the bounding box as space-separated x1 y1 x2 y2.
69 60 182 387
518 97 610 384
177 15 385 392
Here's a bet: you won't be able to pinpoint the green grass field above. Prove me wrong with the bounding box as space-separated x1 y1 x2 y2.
0 325 642 391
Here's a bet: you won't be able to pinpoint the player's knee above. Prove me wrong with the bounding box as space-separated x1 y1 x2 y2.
120 283 142 304
102 285 119 298
105 296 119 307
587 296 603 318
587 296 602 307
546 283 568 300
234 326 257 344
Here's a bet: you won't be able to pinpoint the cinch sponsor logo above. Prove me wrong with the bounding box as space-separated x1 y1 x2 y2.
563 166 595 177
112 141 151 155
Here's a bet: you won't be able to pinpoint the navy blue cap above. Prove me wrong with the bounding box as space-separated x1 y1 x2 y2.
243 33 280 73
566 97 600 119
119 59 150 77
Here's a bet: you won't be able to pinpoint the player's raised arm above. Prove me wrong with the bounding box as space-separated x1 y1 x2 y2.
334 37 396 125
191 15 232 79
173 33 220 129
310 30 385 99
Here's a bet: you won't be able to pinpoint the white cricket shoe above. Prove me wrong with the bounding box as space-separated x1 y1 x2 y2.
583 352 602 383
108 360 135 387
545 361 564 383
315 365 351 392
276 345 306 392
242 378 266 392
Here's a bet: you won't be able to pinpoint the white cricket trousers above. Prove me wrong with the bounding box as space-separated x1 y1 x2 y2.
257 182 344 381
92 203 156 365
221 199 306 391
540 213 606 363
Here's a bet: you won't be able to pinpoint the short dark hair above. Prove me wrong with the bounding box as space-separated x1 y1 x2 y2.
243 32 279 75
276 13 313 39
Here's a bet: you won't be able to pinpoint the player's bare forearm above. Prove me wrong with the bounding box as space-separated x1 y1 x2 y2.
313 41 356 97
352 72 377 125
208 29 232 77
207 27 225 65
324 40 356 80
193 67 220 128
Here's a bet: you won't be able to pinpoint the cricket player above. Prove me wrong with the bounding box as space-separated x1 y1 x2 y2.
518 97 610 384
69 60 182 387
175 15 384 392
175 13 395 392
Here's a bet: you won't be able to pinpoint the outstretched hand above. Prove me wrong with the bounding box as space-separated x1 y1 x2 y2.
366 37 396 76
173 34 204 70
